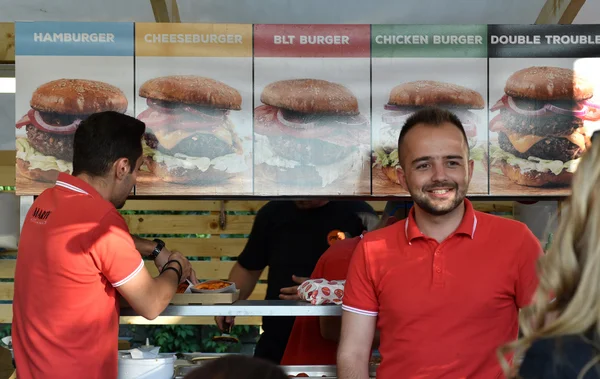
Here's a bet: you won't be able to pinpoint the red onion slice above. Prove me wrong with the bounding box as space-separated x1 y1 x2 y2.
147 98 184 113
16 113 30 129
182 106 227 121
31 110 80 134
506 96 548 117
490 96 506 112
276 109 316 129
544 103 588 117
584 100 600 109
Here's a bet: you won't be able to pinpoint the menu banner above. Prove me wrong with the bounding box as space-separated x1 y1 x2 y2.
253 24 371 196
489 24 600 58
15 21 135 196
488 25 600 196
134 23 254 196
14 22 600 198
371 25 489 196
372 24 487 58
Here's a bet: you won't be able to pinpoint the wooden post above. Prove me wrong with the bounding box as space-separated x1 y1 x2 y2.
535 0 586 24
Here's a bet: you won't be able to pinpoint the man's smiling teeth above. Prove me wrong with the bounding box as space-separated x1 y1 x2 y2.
430 189 450 194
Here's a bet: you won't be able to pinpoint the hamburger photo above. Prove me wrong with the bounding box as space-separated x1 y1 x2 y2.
15 79 128 183
373 80 485 185
490 66 600 188
137 75 247 185
254 79 369 190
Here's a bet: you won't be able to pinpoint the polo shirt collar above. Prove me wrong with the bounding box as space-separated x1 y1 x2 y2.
404 199 478 245
55 172 101 198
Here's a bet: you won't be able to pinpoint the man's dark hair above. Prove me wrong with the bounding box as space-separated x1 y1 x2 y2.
397 107 469 164
183 355 288 379
72 111 145 177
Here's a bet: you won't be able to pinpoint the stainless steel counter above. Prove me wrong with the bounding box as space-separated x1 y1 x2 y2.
120 300 342 317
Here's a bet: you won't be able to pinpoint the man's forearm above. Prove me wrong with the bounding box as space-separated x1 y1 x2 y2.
131 235 158 257
338 353 369 379
228 262 262 300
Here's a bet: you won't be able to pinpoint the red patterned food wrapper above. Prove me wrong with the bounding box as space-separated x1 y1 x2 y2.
297 279 346 305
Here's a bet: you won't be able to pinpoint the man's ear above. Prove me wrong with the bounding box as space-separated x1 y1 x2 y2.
113 158 131 180
397 166 409 191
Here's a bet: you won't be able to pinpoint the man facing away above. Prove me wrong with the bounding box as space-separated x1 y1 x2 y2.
337 107 543 379
12 111 195 379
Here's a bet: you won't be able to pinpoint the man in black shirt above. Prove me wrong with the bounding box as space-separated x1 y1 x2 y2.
215 200 378 364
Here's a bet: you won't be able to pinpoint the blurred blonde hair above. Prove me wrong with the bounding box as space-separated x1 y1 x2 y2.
498 138 600 379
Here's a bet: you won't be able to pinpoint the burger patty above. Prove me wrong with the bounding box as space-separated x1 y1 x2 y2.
500 109 582 137
498 132 584 162
144 132 235 160
267 135 357 166
26 124 74 161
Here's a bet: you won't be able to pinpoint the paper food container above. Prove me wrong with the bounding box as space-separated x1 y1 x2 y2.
190 280 237 294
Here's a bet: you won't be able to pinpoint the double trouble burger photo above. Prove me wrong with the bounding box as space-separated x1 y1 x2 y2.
373 80 486 189
253 78 370 192
137 75 246 185
490 66 600 188
15 79 128 183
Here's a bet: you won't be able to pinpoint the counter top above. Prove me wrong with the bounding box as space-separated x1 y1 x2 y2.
120 300 343 317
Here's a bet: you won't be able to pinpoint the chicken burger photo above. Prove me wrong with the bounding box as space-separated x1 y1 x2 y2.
137 75 246 185
373 80 485 185
490 66 600 188
15 79 128 183
254 78 369 190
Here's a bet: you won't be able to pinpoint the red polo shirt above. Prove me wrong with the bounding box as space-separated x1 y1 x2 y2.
342 199 542 379
12 173 144 379
281 236 361 365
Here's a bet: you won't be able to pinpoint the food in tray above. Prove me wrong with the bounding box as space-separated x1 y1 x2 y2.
189 280 237 294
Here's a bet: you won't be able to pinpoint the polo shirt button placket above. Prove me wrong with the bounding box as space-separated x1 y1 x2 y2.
433 247 444 286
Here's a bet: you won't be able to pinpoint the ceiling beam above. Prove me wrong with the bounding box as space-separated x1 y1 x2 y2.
150 0 181 22
535 0 586 24
0 23 15 64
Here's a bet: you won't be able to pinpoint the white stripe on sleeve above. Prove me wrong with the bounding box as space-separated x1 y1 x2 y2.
341 304 378 317
112 260 144 287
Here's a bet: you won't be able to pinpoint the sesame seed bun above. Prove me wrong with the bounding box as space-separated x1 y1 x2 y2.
139 75 242 110
145 157 235 184
499 160 572 188
260 79 359 115
504 66 594 101
387 80 484 109
30 79 128 115
16 158 60 183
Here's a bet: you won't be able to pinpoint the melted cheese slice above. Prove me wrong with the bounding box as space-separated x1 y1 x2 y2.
153 129 196 150
505 133 545 153
505 131 587 154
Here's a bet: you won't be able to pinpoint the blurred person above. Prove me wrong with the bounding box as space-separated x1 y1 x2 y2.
183 355 288 379
281 201 404 365
12 111 196 379
215 200 378 364
499 132 600 379
337 107 543 379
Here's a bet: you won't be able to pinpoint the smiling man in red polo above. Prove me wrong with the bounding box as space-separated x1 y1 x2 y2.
337 108 542 379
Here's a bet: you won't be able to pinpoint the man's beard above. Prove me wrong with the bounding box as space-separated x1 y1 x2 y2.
410 181 467 216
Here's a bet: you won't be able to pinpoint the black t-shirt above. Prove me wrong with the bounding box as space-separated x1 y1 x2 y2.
237 200 378 363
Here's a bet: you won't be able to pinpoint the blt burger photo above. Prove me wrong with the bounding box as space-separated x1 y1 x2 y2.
254 79 369 192
373 80 485 186
137 75 246 185
15 79 128 183
490 66 600 188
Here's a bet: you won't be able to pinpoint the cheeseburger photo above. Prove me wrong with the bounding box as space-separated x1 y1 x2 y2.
490 66 600 188
137 75 246 185
374 80 485 185
254 79 369 189
15 79 128 183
